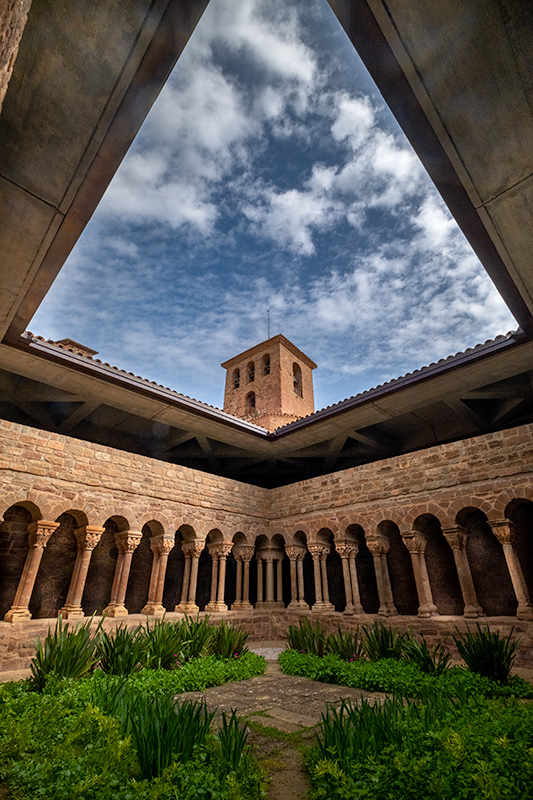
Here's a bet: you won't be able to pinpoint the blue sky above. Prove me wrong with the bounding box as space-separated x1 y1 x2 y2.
30 0 516 412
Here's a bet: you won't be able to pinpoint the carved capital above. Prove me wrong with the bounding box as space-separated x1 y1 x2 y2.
209 543 233 560
182 540 204 559
28 520 59 549
150 536 175 556
234 546 255 563
442 525 467 550
489 519 513 546
367 537 389 557
285 546 306 561
402 533 427 554
115 530 142 553
75 526 104 551
308 543 329 560
336 543 358 559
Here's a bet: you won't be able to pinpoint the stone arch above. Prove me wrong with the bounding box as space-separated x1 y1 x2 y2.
262 353 270 375
377 520 418 615
345 523 379 613
293 362 303 397
162 525 190 611
505 498 533 601
30 512 78 618
83 516 122 614
413 513 463 614
0 502 39 618
124 521 160 614
233 367 240 389
286 525 312 545
245 391 256 415
457 506 516 616
63 508 89 528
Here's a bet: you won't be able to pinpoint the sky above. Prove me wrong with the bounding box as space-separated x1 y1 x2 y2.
30 0 516 412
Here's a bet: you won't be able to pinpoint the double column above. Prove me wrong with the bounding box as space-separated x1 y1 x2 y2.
60 526 105 619
5 520 59 622
336 543 363 614
232 546 254 610
104 530 142 617
367 536 396 616
401 532 437 617
489 519 533 620
206 543 233 612
175 541 204 614
256 548 284 608
442 526 483 617
142 536 175 615
308 544 334 612
286 546 308 609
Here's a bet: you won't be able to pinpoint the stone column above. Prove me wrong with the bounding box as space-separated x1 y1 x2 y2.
490 519 533 620
402 532 438 617
256 556 264 607
206 543 232 612
308 544 334 612
442 526 483 617
367 537 396 616
176 541 203 614
206 546 220 610
175 548 192 612
60 526 104 619
104 531 142 617
143 537 174 615
337 543 363 614
231 547 254 610
276 557 284 606
286 546 309 609
265 553 275 606
5 520 59 622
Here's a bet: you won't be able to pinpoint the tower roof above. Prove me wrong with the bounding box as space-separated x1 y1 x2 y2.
221 334 317 370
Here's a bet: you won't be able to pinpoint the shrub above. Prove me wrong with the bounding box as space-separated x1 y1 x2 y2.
453 624 520 684
326 625 364 662
362 619 406 661
287 618 329 656
140 617 189 670
181 614 214 660
402 634 451 675
30 615 99 692
96 624 144 676
217 709 249 774
210 619 249 659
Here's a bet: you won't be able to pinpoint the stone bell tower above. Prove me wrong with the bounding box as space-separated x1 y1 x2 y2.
221 334 316 431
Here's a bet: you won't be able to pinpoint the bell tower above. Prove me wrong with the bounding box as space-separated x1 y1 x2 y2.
221 334 316 431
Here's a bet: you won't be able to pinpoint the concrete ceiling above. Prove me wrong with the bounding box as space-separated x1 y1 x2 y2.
0 0 532 486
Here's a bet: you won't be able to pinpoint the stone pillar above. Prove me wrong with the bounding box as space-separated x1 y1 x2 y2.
337 543 363 615
206 543 232 612
60 526 105 619
442 526 483 617
143 537 174 615
176 541 203 614
256 556 264 606
104 531 142 617
265 554 275 606
276 557 284 606
367 537 396 616
231 547 254 610
402 532 438 617
308 544 334 612
286 546 309 609
490 519 533 620
5 520 59 622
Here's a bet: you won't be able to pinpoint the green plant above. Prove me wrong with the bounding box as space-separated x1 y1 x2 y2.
402 634 451 675
217 709 249 774
210 619 249 659
30 615 99 692
96 624 144 676
327 625 363 662
140 617 188 670
362 619 406 661
287 618 329 656
181 614 213 659
453 624 520 684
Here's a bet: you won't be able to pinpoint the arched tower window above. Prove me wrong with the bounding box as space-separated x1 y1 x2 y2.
248 361 255 382
246 391 256 415
293 362 303 397
263 353 270 375
233 368 240 389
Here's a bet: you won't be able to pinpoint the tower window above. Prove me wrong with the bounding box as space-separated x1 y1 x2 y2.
293 362 303 397
263 353 270 375
248 361 255 382
246 391 256 415
233 368 240 389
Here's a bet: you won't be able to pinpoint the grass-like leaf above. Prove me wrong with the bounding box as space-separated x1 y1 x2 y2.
453 624 520 684
362 620 406 661
30 615 99 692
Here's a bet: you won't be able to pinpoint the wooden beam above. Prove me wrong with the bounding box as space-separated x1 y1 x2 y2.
59 400 100 433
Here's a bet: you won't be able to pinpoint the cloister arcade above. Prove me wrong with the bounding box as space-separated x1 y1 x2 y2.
1 494 532 625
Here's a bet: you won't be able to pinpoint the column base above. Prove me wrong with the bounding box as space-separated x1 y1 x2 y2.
231 602 253 611
343 604 364 616
517 603 533 620
417 603 439 618
312 602 335 613
205 601 228 613
378 605 397 617
288 601 310 611
103 604 128 617
58 605 85 620
261 601 281 610
175 602 199 614
141 602 166 615
4 606 31 623
464 603 484 618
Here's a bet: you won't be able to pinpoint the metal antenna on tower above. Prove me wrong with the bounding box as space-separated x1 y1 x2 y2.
267 309 271 339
